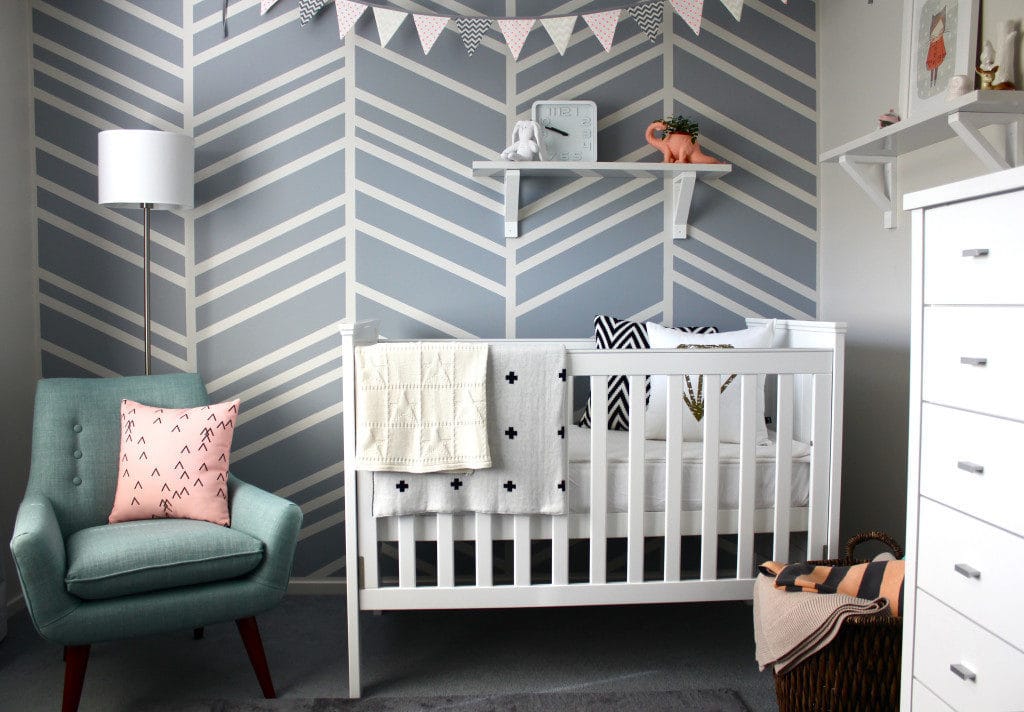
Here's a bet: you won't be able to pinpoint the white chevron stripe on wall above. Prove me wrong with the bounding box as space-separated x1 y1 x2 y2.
29 0 817 579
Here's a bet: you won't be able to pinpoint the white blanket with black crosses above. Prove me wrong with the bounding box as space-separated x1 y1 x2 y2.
372 343 568 516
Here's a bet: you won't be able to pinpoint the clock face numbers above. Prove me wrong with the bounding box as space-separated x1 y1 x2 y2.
537 104 595 161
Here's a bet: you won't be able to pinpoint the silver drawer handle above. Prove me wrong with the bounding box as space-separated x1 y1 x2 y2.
961 248 990 258
954 563 982 579
950 663 977 682
960 356 988 366
957 460 984 475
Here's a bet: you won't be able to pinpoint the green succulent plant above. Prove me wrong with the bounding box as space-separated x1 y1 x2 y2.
659 115 700 142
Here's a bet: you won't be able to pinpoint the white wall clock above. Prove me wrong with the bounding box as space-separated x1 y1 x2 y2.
531 100 598 162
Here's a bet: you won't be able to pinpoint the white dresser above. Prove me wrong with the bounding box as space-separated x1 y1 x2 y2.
901 166 1024 711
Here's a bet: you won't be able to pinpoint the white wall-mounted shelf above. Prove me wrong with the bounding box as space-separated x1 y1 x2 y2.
471 161 732 239
819 90 1024 229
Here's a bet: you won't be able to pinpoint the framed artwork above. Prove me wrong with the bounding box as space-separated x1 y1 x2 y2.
901 0 981 120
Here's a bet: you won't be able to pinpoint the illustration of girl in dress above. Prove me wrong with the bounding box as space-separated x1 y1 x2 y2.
925 8 948 87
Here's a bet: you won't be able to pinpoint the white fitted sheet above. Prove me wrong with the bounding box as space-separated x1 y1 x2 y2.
566 425 811 514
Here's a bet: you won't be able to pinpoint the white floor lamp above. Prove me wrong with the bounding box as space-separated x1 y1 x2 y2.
98 129 194 375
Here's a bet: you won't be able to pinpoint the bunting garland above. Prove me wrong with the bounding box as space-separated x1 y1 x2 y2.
260 0 279 16
457 17 491 57
582 9 620 52
283 0 791 59
670 0 704 35
335 0 367 38
540 16 576 56
497 19 535 61
372 6 406 47
413 13 448 55
628 2 663 43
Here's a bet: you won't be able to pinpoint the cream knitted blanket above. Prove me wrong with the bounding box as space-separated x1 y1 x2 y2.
354 342 491 473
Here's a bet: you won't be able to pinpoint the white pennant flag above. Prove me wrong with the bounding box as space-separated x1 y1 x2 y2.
720 0 743 21
582 9 620 52
373 7 407 47
670 0 704 35
335 1 367 38
497 18 534 61
540 16 576 56
413 14 448 55
260 0 279 16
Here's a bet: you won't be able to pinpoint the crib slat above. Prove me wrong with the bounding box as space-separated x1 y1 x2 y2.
398 516 416 588
437 513 454 588
626 375 646 584
700 374 721 581
807 374 832 561
475 513 493 586
774 374 794 562
552 515 569 585
736 375 757 580
514 515 531 587
663 375 684 582
589 375 608 585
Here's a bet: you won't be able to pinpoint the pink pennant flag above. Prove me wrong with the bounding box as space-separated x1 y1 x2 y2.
670 0 703 35
413 14 448 55
335 1 367 39
498 18 535 61
582 9 620 52
720 0 743 21
260 0 279 16
372 7 407 47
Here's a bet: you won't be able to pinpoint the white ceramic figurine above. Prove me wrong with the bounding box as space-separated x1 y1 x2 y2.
500 120 545 162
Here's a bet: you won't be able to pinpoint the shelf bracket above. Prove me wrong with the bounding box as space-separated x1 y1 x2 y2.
671 173 697 239
948 111 1024 172
837 154 898 230
503 169 520 238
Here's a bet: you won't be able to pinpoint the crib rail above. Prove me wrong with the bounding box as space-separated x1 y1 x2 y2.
340 319 844 696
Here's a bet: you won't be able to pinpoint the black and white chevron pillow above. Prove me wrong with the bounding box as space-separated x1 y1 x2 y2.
577 315 716 431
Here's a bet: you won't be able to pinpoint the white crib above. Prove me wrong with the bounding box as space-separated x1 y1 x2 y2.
340 318 845 697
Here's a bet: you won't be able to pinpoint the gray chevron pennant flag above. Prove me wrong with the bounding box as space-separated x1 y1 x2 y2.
299 0 330 26
457 17 492 56
629 2 663 43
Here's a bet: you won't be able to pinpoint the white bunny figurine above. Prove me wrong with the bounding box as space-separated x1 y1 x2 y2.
500 120 545 161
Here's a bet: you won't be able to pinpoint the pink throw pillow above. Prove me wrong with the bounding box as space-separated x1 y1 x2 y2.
109 399 240 526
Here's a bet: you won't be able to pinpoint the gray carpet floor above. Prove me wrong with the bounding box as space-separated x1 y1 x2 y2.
0 595 778 711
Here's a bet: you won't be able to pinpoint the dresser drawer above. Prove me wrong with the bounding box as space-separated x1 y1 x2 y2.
921 306 1024 421
917 498 1024 652
923 188 1024 305
913 592 1024 711
920 404 1024 537
912 681 955 712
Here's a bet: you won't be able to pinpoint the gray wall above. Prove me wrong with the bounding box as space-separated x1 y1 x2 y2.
818 0 1023 546
1 0 37 608
30 0 816 579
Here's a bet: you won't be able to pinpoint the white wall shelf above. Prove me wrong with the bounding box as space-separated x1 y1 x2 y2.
819 90 1024 230
471 161 731 239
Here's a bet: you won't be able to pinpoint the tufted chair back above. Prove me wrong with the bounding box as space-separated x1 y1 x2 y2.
26 374 210 538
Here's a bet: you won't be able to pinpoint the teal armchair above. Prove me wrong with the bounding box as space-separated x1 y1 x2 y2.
9 374 303 712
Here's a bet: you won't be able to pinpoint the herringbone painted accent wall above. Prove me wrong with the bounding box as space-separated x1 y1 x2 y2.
29 0 817 580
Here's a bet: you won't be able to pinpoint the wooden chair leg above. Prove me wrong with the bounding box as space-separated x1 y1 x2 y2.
235 617 276 698
193 627 204 640
62 645 90 712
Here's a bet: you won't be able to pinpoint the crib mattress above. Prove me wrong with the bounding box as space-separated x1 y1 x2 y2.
566 425 811 514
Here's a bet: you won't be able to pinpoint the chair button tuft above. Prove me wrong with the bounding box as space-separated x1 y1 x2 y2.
73 450 83 459
73 424 83 433
72 477 82 486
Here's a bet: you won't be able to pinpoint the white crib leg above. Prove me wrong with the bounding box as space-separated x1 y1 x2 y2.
346 583 361 698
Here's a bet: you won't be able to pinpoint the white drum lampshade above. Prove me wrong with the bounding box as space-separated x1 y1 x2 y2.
98 130 194 209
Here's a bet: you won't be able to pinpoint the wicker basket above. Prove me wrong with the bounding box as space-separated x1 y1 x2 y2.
773 532 904 712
